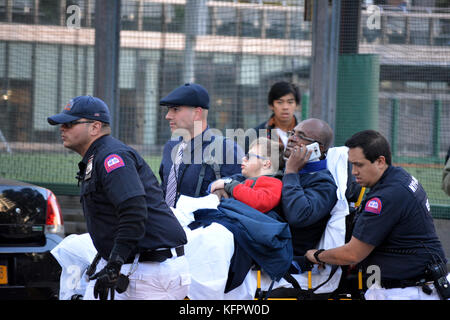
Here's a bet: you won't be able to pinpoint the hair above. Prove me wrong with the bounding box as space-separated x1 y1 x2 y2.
268 81 301 106
249 137 285 173
345 130 392 165
100 122 111 134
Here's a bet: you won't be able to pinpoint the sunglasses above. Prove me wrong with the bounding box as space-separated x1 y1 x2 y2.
287 131 323 146
61 120 95 129
244 153 268 161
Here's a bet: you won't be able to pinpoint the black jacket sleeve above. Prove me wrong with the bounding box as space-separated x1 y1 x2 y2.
109 195 147 262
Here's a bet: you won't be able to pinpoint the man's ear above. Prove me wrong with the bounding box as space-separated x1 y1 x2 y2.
376 155 386 167
90 121 103 136
193 107 204 121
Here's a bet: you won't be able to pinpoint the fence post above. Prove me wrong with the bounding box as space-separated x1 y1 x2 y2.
301 93 309 121
433 99 442 159
94 0 121 138
391 98 399 158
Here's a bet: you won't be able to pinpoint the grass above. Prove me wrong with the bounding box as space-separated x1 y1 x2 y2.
0 152 163 185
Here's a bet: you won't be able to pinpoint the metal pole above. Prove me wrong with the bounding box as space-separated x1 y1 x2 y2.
326 0 341 131
391 98 399 159
433 99 442 159
94 0 121 138
184 0 207 83
309 0 340 130
309 0 330 120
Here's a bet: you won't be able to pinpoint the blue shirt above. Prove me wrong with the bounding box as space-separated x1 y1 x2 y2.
79 135 187 260
353 166 446 280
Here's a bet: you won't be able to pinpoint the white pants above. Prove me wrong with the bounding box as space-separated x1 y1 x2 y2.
364 274 450 300
84 255 191 300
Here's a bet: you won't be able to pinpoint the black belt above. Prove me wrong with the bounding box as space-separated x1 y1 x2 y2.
380 277 430 289
125 246 184 264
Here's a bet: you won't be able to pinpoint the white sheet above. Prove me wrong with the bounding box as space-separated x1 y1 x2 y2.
50 233 97 300
364 276 450 300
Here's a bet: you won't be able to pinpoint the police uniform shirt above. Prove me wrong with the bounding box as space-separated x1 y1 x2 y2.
352 166 446 280
79 135 187 260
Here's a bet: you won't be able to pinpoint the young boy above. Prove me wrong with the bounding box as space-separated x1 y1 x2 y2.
210 137 284 213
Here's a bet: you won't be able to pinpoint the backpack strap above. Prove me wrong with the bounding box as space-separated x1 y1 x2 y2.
194 136 225 197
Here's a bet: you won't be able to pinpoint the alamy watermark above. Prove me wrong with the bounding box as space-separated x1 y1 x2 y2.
167 122 284 170
66 5 82 29
366 5 381 30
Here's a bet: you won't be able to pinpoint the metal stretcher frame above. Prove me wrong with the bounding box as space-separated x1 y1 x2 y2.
254 187 367 300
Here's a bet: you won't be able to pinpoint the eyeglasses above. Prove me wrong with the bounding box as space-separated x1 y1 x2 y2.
287 131 323 146
61 120 95 129
244 153 268 161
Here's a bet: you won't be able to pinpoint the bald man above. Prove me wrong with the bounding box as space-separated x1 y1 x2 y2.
281 118 337 258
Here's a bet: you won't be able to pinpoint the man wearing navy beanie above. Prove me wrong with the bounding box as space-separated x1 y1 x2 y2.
159 83 244 208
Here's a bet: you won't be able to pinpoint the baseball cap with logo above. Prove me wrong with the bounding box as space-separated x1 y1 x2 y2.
47 96 111 125
160 83 210 109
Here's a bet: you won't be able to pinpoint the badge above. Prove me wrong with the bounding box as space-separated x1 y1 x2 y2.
364 197 382 215
104 154 125 173
85 154 94 181
64 99 73 111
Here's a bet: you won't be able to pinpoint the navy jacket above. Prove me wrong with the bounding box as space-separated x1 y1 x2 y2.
353 166 447 280
159 128 243 204
281 159 338 256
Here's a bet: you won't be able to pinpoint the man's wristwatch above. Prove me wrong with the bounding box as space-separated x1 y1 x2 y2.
222 177 233 186
313 249 325 264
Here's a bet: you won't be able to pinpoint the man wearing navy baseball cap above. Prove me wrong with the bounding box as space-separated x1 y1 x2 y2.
47 96 111 155
159 83 244 208
48 95 111 125
48 96 189 300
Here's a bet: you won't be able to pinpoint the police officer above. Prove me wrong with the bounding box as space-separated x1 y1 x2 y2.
159 83 243 207
305 130 448 299
48 96 190 300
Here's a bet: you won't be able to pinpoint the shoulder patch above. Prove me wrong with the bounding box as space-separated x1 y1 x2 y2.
104 154 125 173
408 176 419 193
364 197 382 215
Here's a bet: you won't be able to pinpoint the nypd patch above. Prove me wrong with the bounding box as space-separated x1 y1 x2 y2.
365 197 382 215
104 154 125 173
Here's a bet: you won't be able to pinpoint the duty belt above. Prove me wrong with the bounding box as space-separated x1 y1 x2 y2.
125 246 185 264
380 276 433 295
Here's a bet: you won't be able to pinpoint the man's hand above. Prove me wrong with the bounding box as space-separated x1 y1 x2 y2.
285 144 312 174
89 260 123 300
305 249 320 264
210 179 225 193
212 188 230 200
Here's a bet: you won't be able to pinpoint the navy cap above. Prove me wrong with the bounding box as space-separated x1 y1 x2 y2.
160 83 210 109
47 96 111 125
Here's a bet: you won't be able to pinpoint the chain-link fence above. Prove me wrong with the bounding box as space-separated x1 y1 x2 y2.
0 0 449 215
